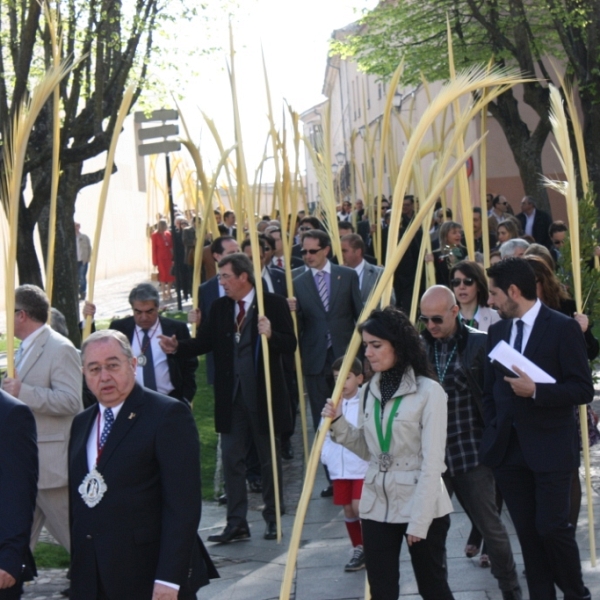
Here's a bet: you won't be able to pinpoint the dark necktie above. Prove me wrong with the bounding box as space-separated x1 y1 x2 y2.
514 319 524 353
237 300 246 329
142 329 157 391
100 408 114 449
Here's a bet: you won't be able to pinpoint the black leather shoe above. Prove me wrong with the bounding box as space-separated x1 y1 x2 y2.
264 522 278 540
502 588 523 600
60 589 70 598
207 523 250 543
281 442 294 460
320 485 334 498
217 494 227 505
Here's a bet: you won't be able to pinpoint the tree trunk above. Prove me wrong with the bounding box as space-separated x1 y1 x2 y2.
35 162 83 347
581 96 600 218
16 201 43 288
488 89 552 215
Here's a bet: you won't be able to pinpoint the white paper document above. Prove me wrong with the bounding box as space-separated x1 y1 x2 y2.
488 340 556 384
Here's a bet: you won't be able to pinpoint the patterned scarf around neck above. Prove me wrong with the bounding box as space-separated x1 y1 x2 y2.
379 365 403 413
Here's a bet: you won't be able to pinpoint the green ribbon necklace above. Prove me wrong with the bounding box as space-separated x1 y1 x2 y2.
374 396 403 472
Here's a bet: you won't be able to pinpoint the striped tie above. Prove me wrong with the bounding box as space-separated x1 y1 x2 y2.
316 271 332 348
316 271 329 311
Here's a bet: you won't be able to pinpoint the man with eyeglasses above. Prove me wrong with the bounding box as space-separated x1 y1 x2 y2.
549 220 568 264
419 286 522 600
69 330 217 599
288 229 362 438
488 195 509 235
265 227 303 270
1 285 82 557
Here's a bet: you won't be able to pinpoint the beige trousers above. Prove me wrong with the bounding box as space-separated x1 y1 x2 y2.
30 486 70 553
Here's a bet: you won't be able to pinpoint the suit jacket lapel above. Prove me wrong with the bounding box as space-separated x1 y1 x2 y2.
18 327 50 380
72 404 100 480
303 270 325 313
329 266 341 309
523 304 550 360
96 385 145 471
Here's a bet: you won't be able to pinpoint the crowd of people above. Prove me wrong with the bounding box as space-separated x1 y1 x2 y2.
0 190 598 600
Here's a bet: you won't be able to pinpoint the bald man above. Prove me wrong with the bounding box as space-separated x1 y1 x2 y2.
420 286 522 600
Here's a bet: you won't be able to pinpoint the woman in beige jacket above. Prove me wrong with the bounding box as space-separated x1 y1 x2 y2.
323 307 454 600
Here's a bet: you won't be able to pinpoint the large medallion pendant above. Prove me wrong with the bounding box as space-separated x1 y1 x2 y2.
378 452 393 473
137 354 147 367
78 467 107 508
234 332 241 344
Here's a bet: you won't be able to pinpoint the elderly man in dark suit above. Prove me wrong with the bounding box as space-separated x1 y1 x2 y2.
482 258 592 600
108 283 197 405
516 196 552 248
0 391 37 600
70 330 217 600
160 253 297 543
288 229 363 436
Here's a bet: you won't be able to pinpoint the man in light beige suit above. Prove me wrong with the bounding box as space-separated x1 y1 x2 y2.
2 285 82 552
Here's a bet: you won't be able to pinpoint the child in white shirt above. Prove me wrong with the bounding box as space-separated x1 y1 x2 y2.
321 357 369 572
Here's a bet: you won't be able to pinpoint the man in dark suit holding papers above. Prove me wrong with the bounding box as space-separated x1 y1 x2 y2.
482 258 592 600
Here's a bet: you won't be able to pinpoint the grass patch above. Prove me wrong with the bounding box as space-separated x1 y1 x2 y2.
0 336 19 353
192 355 218 500
33 542 70 569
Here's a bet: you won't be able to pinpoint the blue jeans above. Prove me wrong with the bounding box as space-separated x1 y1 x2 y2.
78 261 88 297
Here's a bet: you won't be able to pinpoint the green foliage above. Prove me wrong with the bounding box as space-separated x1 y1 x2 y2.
192 355 218 500
557 189 600 328
33 542 70 569
331 0 563 85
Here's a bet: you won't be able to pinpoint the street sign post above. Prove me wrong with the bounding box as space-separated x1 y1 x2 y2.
135 109 183 310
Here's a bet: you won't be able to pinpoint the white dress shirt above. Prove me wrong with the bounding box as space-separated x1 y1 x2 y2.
524 209 536 237
236 289 256 321
509 298 542 353
353 259 366 288
131 321 174 396
86 402 125 471
262 266 275 293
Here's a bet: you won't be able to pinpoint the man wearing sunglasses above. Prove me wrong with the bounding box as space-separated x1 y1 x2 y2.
419 286 522 600
288 229 363 431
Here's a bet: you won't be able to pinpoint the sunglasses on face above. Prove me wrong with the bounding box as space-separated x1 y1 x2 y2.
298 226 312 231
418 315 445 325
450 277 475 287
300 248 322 255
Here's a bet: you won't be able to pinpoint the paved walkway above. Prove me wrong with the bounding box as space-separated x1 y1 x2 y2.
10 270 600 599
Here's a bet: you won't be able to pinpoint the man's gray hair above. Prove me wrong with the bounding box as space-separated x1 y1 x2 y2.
15 284 50 323
81 330 133 361
500 238 530 258
128 283 160 307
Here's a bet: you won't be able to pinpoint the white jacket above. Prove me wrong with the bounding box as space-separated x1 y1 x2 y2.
321 391 369 480
330 368 453 539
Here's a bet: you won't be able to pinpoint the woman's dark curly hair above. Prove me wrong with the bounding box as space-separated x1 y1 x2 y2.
358 306 436 380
